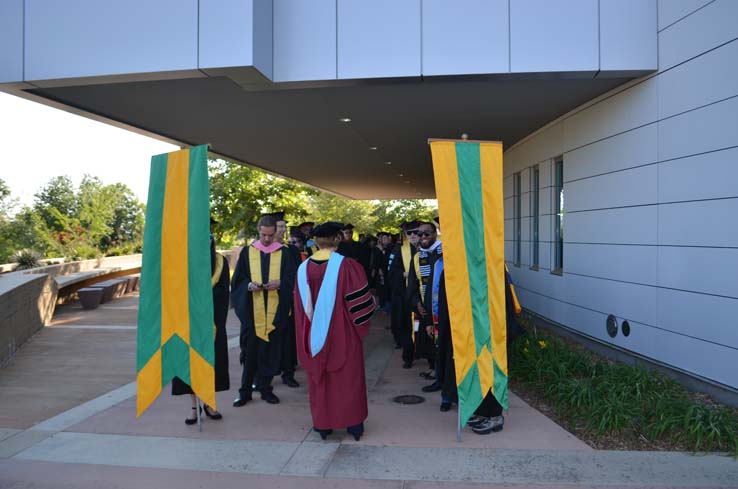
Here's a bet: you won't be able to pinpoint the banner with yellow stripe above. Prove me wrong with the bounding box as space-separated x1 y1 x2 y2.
136 145 215 416
430 140 508 427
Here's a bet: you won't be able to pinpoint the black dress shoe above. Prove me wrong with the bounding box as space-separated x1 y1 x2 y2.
261 392 280 404
233 396 252 407
440 402 452 412
422 381 441 393
402 361 412 369
314 427 333 440
282 376 300 388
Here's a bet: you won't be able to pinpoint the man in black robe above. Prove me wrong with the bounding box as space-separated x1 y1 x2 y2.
338 224 369 278
231 215 297 406
271 212 301 389
387 221 420 368
407 222 441 384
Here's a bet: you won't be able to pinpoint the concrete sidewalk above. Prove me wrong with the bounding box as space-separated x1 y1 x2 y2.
1 294 736 488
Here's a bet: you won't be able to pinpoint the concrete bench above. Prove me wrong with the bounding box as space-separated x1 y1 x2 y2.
89 279 128 303
77 287 105 310
123 274 140 294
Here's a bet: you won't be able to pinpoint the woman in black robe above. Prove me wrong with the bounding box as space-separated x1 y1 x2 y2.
172 238 231 424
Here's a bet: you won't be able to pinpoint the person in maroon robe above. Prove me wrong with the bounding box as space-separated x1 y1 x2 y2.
293 221 374 441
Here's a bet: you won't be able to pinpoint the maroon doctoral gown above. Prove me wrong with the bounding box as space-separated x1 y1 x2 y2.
293 255 373 430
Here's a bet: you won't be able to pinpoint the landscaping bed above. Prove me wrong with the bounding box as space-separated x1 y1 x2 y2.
508 316 738 455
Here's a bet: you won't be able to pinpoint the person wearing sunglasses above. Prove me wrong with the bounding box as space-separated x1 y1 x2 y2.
406 222 442 389
387 220 421 369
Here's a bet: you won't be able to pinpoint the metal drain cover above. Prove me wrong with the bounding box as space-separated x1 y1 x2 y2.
392 394 426 405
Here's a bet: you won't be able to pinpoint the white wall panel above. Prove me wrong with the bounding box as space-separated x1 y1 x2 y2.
200 0 254 70
565 165 658 212
659 247 738 298
563 273 659 326
658 96 738 161
632 319 738 388
659 199 738 248
565 124 658 182
658 0 738 71
519 288 738 388
658 40 738 119
0 0 23 83
253 0 273 80
510 0 598 73
659 147 738 202
504 197 513 220
657 0 712 31
422 0 508 76
658 288 738 349
274 0 336 82
26 0 198 80
563 78 658 151
503 175 514 198
511 124 565 172
565 243 659 285
566 206 658 245
600 0 657 71
337 0 421 79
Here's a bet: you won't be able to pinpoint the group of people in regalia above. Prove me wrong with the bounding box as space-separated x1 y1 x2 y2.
173 212 522 440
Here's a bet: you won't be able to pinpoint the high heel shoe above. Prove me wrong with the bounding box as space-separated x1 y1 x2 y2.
185 407 198 425
201 404 223 420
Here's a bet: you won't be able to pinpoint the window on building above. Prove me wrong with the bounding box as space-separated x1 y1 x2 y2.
513 172 521 266
553 156 564 274
530 165 539 270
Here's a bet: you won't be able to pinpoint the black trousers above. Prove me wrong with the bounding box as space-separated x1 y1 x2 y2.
475 392 504 418
280 319 297 378
238 326 282 398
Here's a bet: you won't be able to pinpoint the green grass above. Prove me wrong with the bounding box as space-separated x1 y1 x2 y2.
509 321 738 456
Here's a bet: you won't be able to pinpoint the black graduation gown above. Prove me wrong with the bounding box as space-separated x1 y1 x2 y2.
435 271 457 402
231 244 297 394
406 245 441 365
172 245 231 395
387 242 416 361
281 243 302 377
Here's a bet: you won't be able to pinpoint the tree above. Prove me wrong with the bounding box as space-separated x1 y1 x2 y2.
33 175 77 232
304 193 377 234
209 159 317 246
371 199 437 233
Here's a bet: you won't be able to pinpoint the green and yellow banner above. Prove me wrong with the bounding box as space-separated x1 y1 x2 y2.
136 145 214 416
430 140 508 427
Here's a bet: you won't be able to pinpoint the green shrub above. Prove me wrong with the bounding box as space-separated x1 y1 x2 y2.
510 324 738 455
12 249 42 270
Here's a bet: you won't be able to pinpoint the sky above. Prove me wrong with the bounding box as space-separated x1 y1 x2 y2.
0 92 177 209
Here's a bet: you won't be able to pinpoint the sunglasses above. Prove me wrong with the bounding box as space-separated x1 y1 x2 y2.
417 231 434 237
405 230 418 236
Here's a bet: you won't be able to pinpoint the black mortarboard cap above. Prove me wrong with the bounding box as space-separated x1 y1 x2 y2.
270 211 286 222
343 223 355 230
298 221 315 229
314 221 345 237
404 220 422 230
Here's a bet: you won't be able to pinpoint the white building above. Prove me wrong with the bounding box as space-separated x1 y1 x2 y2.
1 0 735 400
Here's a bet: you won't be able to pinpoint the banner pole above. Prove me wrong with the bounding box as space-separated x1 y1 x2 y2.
196 396 202 432
457 408 462 442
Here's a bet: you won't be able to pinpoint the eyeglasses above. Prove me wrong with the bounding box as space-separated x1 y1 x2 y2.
405 230 418 236
417 231 434 237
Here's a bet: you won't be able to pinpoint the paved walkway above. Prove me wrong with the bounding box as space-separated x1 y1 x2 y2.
0 294 736 488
